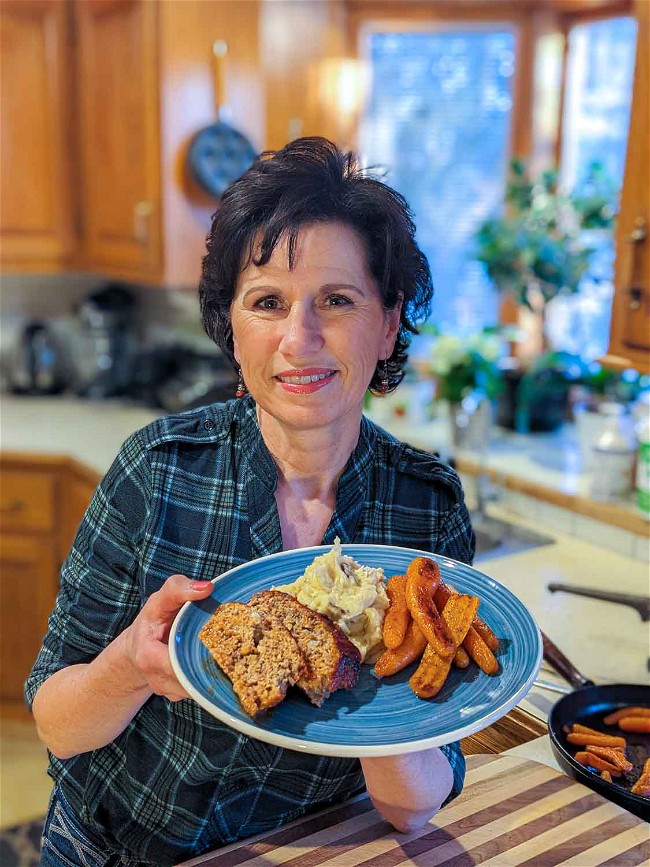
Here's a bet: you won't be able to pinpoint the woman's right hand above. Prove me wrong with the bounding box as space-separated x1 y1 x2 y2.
32 573 215 759
124 573 214 702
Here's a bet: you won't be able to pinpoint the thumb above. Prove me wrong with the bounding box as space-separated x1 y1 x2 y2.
148 573 214 620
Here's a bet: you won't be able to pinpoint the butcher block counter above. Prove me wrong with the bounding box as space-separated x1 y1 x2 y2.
178 754 649 867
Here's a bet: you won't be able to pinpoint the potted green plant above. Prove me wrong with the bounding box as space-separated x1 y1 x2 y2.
474 158 616 342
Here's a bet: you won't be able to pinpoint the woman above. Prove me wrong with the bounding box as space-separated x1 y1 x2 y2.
28 137 475 866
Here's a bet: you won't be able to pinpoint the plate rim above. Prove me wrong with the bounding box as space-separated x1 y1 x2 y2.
169 544 543 757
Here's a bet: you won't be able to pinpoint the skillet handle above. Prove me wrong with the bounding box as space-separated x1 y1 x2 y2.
542 631 595 689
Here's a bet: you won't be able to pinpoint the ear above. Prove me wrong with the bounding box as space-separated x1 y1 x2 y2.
382 294 403 357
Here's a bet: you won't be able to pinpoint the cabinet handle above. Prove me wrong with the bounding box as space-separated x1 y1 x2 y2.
626 216 647 313
0 499 25 513
134 201 153 245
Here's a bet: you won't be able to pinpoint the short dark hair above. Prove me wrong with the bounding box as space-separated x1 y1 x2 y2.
199 136 433 393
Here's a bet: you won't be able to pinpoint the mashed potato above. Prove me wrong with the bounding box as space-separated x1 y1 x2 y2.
276 538 389 662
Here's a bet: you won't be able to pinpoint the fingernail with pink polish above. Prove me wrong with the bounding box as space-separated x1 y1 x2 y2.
190 580 212 591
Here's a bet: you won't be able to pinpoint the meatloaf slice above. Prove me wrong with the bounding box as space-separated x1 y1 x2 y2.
249 590 361 706
199 601 306 717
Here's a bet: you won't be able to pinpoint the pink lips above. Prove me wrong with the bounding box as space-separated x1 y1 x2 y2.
274 368 336 394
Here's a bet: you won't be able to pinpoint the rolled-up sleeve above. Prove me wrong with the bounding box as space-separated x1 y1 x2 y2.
24 431 152 709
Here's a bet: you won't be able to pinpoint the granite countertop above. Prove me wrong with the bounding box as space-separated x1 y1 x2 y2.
2 394 648 719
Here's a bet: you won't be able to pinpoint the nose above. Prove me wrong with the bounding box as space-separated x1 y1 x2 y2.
278 302 324 357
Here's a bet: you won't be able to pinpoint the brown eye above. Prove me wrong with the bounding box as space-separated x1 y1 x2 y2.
255 296 281 310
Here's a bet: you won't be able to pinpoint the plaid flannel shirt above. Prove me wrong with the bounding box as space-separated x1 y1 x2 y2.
25 397 474 865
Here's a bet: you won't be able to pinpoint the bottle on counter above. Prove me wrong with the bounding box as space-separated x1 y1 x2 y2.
589 402 636 502
633 393 650 518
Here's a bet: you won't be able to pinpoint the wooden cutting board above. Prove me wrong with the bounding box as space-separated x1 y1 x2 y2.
179 754 649 867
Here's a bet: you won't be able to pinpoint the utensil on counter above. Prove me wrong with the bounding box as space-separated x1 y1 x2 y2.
548 582 650 621
9 320 68 395
543 631 650 820
186 40 257 198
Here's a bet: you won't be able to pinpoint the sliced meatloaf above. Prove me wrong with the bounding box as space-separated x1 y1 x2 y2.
249 590 361 706
199 601 306 717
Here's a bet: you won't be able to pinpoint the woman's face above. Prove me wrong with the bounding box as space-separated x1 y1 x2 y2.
231 222 401 434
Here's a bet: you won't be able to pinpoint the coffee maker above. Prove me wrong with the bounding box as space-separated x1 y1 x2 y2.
74 284 137 398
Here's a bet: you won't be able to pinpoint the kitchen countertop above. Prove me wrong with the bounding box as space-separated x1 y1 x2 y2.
367 406 649 536
2 394 648 715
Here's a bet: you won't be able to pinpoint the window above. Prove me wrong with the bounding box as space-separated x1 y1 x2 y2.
545 15 637 359
358 27 516 336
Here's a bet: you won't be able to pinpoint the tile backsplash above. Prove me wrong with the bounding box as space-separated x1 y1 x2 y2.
0 272 217 389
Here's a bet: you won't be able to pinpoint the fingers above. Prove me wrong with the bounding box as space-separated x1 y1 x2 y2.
127 574 214 702
146 574 214 621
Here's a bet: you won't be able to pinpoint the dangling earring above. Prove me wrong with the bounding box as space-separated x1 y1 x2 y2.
379 358 390 394
235 368 247 398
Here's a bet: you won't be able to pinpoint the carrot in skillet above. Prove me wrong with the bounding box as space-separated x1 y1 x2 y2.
574 752 622 776
603 706 650 726
617 716 650 734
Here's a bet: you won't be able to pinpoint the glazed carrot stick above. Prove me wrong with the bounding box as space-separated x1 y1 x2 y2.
586 745 633 772
574 752 622 775
603 706 650 725
382 574 410 650
374 620 427 677
617 716 650 734
566 733 627 749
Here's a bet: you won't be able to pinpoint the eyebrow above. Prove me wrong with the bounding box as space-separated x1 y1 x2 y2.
240 283 365 302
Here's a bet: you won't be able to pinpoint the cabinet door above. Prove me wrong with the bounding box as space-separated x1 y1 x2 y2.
0 534 57 708
607 0 649 372
75 0 162 280
0 0 76 269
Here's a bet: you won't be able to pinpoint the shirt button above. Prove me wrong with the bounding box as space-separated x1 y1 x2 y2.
204 419 215 431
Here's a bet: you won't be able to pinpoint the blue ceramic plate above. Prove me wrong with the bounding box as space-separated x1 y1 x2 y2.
169 545 542 757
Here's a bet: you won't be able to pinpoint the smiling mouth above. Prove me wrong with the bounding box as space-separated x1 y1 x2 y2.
276 371 335 385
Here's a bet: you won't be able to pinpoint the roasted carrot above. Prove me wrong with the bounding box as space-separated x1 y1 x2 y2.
585 745 633 772
571 723 608 737
617 716 650 734
405 558 454 659
603 706 650 726
409 594 478 698
382 574 410 650
566 733 627 749
631 758 650 797
374 620 427 677
574 751 622 775
600 770 613 783
463 627 499 676
453 646 471 668
472 613 499 651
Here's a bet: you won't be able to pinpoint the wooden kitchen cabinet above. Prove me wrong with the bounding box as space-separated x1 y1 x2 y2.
0 454 99 719
0 0 76 270
74 0 162 281
605 0 649 373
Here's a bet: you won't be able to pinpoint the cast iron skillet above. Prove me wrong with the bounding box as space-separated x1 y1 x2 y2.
543 633 650 821
187 40 257 199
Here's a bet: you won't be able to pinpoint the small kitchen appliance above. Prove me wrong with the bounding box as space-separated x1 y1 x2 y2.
8 320 68 395
74 284 137 398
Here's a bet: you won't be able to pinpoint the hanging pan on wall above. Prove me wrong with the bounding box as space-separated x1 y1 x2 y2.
187 40 257 199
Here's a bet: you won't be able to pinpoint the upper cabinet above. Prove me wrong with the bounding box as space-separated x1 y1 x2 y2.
606 0 649 372
75 0 163 281
0 0 76 270
0 0 348 288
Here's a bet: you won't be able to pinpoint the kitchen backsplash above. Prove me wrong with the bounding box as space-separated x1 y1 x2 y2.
0 272 217 391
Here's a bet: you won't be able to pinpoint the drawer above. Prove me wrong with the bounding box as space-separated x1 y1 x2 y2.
0 469 56 532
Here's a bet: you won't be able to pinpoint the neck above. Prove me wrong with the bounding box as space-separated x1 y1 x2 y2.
257 407 362 498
